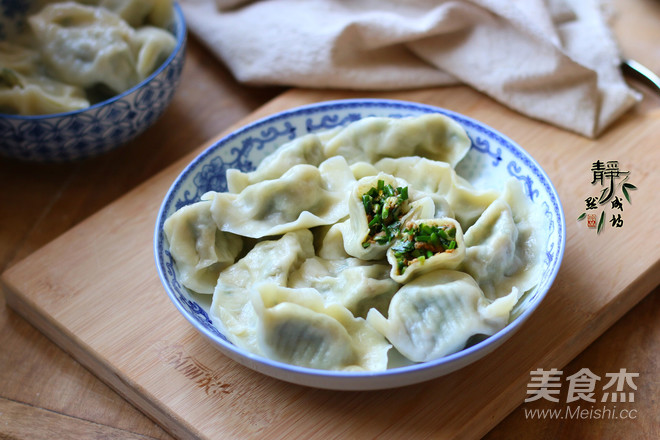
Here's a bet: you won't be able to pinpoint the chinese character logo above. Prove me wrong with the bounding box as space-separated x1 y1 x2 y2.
525 368 639 403
577 160 637 233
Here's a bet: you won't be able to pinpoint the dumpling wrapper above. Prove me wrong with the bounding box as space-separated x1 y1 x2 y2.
387 217 466 284
208 156 355 238
461 178 546 300
210 230 314 353
252 282 391 371
226 133 326 193
96 0 174 28
28 2 175 94
289 256 399 318
341 173 437 260
163 200 243 294
375 156 497 230
367 270 518 363
0 69 89 115
322 114 471 167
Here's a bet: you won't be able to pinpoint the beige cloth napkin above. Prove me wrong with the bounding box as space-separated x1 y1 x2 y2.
180 0 639 138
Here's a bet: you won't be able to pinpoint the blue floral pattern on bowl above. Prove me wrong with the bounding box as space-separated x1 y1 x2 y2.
0 2 187 162
154 99 566 390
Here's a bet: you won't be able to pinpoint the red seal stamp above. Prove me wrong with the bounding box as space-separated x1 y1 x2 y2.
587 213 597 229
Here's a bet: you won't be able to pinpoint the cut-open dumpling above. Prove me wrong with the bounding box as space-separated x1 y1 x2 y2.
163 200 242 294
322 114 471 167
387 217 465 283
252 283 391 371
341 173 418 260
208 156 355 238
366 270 518 363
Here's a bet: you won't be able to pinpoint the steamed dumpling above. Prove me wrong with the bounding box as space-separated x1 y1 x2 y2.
210 230 315 352
366 270 518 362
93 0 174 27
461 179 546 300
29 2 141 93
28 2 175 94
341 173 413 260
0 41 90 115
252 283 391 371
163 200 243 294
289 256 399 318
227 133 326 193
208 156 355 238
322 114 471 167
132 26 177 78
387 217 465 283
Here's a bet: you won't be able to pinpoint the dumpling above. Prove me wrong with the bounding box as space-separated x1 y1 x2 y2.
0 42 40 75
322 114 471 167
376 156 497 230
0 41 90 115
210 230 315 352
317 222 349 259
341 173 413 260
163 200 243 294
461 178 545 300
208 156 355 238
374 156 455 195
387 217 465 283
252 283 391 371
28 2 175 95
366 270 518 363
446 175 500 231
94 0 174 27
29 3 141 93
131 26 177 78
226 133 326 193
0 70 90 115
289 256 399 318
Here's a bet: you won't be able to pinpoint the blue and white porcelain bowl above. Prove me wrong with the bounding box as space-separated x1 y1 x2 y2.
154 99 566 390
0 2 186 162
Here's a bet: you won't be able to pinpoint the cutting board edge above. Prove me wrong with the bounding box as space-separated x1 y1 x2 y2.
1 276 199 440
2 87 660 439
460 259 660 439
3 259 659 440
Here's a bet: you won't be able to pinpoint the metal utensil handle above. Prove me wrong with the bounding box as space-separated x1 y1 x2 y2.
621 59 660 95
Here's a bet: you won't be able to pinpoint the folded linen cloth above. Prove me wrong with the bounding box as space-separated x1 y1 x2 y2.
180 0 639 138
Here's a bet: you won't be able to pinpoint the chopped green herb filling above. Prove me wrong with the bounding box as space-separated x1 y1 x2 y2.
392 222 457 274
361 180 409 248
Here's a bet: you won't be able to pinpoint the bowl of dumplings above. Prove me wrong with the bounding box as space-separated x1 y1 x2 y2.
155 99 566 390
0 0 186 161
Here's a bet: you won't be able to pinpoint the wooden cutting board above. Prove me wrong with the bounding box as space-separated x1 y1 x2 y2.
3 87 660 440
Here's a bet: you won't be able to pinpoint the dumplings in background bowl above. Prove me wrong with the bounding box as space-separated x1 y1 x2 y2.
154 99 565 390
0 1 186 161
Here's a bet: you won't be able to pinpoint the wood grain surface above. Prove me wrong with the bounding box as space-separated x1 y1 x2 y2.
1 0 659 438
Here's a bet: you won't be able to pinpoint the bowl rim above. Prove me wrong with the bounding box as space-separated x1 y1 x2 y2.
154 98 566 383
0 2 187 120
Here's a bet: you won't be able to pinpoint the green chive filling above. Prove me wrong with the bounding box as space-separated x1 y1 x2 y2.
361 180 409 248
391 223 457 274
